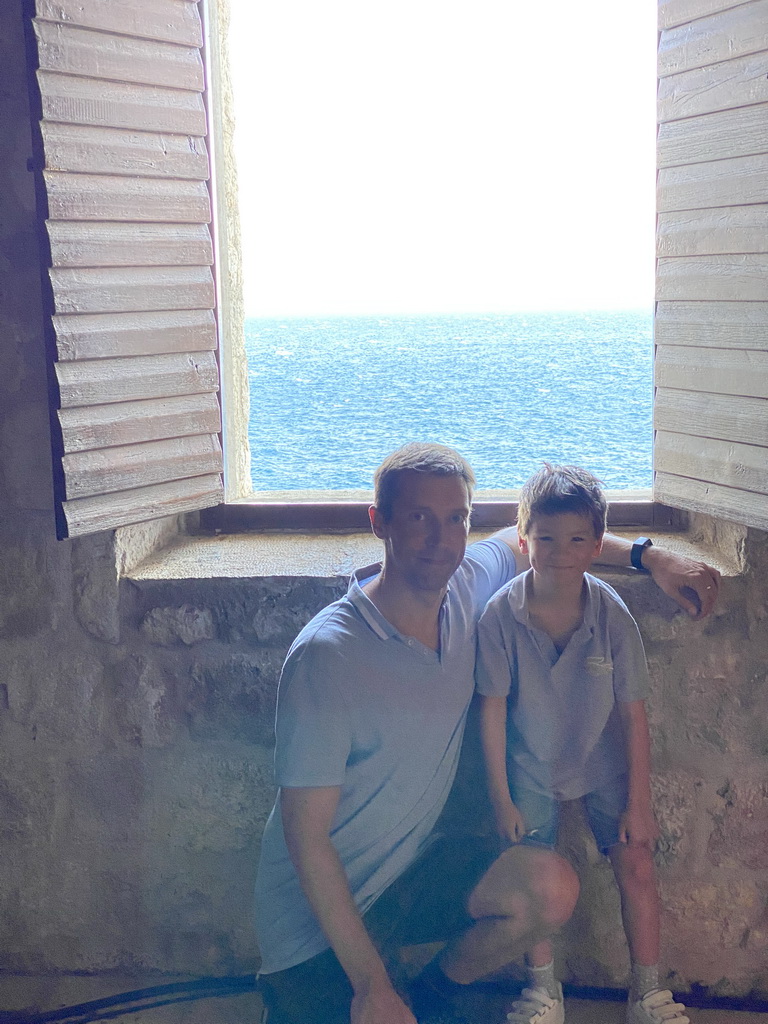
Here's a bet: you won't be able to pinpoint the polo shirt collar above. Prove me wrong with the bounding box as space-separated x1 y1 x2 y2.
347 563 394 640
508 568 600 635
346 563 452 642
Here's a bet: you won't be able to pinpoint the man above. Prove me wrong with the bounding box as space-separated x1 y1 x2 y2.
255 443 719 1024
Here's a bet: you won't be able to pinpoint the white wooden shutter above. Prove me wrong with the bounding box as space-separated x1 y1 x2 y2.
28 0 224 538
655 0 768 532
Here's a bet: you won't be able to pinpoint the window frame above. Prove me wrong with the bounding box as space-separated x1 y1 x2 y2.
199 499 675 534
200 0 663 536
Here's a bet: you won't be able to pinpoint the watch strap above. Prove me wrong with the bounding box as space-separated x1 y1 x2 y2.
631 536 652 572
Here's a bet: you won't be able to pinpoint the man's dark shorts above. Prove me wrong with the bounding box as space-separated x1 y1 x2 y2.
259 833 499 1024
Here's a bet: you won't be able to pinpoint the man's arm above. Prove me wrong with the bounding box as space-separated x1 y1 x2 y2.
281 786 416 1024
616 700 659 847
597 534 720 619
491 526 720 619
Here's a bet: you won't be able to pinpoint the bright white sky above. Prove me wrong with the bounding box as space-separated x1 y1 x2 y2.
227 1 657 317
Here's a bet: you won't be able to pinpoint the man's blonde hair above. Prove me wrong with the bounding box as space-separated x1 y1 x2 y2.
517 463 607 539
373 442 476 521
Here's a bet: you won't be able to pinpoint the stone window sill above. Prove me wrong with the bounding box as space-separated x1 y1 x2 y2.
125 528 741 583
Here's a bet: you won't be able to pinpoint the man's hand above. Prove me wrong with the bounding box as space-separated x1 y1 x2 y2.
642 546 721 619
618 802 659 848
351 976 416 1024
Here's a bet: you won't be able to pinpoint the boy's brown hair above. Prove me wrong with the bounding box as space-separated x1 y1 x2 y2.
517 463 607 539
373 442 476 522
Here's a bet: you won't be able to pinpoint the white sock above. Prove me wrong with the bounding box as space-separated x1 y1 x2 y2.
528 960 560 1000
631 962 660 1000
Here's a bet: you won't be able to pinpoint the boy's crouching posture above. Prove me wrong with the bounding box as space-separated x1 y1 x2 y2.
476 464 690 1024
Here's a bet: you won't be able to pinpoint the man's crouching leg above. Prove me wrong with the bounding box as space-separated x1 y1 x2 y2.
437 844 578 984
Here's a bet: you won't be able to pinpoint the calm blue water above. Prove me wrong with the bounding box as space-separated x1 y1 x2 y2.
245 311 653 493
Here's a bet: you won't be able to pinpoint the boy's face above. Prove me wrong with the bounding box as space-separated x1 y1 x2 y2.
519 511 603 582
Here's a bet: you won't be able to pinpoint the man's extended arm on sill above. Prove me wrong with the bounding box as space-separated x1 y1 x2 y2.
491 527 721 619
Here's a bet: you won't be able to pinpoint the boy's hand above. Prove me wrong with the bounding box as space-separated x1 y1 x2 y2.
618 803 659 847
495 800 528 846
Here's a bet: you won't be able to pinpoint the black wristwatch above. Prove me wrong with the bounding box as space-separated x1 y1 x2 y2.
631 536 653 573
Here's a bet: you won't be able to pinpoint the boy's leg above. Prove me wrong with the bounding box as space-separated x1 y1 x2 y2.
608 841 660 969
586 786 689 1023
507 787 560 984
585 783 661 971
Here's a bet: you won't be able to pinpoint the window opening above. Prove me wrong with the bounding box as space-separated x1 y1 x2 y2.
227 0 656 501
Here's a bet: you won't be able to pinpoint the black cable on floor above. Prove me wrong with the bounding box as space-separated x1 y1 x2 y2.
3 976 768 1024
0 976 257 1024
562 983 768 1013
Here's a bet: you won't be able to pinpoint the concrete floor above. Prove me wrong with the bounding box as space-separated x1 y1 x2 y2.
1 975 766 1024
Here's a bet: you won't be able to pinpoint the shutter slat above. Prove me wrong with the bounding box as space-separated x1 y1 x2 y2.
41 124 209 179
657 204 768 257
655 430 768 495
48 222 213 268
62 473 224 537
658 48 768 122
654 389 768 447
655 300 768 348
53 309 217 360
50 266 214 314
35 0 203 47
656 254 768 300
56 351 219 408
655 345 768 397
659 0 768 77
62 434 223 499
655 471 768 531
37 70 206 135
657 102 768 168
659 0 758 31
45 172 210 222
34 22 204 91
59 393 222 454
657 153 768 212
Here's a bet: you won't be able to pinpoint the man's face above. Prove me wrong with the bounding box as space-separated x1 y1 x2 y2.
519 511 603 583
371 470 472 593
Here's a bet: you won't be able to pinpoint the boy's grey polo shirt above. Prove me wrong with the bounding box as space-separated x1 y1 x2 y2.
476 570 649 801
255 537 517 975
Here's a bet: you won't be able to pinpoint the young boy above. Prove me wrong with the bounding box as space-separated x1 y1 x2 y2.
476 465 690 1024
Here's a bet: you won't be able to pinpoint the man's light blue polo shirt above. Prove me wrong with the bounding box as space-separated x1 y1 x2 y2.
475 570 649 801
255 537 516 975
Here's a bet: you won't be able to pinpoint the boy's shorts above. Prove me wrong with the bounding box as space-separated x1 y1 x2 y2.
259 832 499 1024
510 775 628 855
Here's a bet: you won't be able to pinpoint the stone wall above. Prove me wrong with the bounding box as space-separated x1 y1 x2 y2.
1 0 767 997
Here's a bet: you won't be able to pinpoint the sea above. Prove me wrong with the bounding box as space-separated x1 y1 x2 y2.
244 310 653 495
